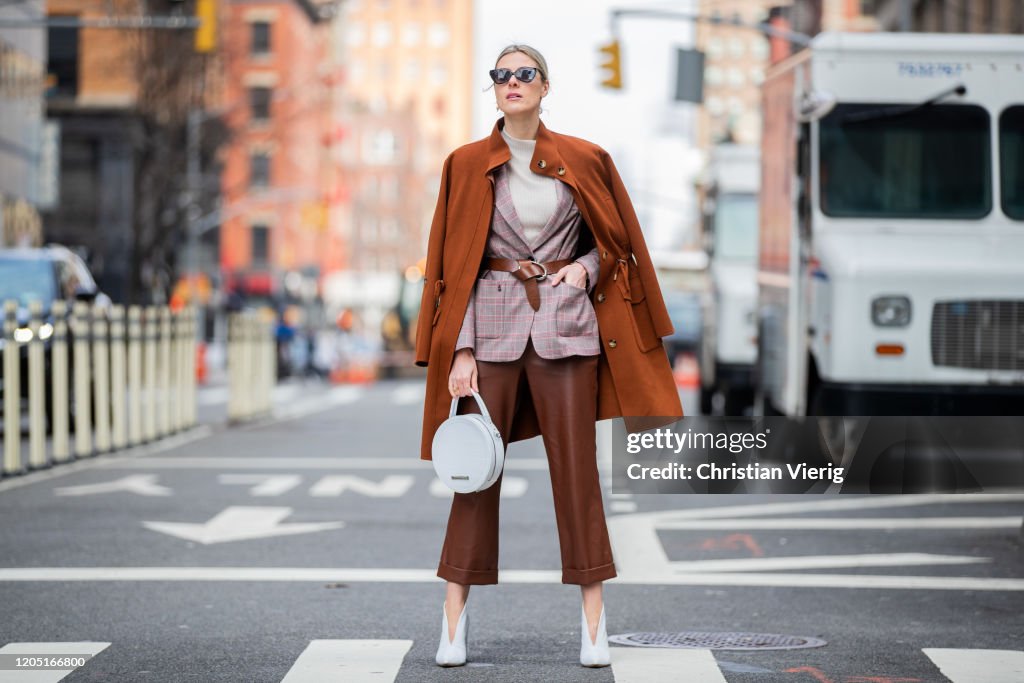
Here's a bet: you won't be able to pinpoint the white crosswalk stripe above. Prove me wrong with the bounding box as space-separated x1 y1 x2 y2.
2 640 1021 680
923 648 1024 683
610 647 728 682
279 640 412 683
0 642 110 683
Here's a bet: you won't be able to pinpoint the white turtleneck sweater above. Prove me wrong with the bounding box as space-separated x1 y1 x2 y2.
501 128 560 248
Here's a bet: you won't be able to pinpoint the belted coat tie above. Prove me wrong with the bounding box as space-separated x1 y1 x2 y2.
415 117 684 461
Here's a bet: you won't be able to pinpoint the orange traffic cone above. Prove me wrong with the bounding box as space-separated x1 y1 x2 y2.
674 353 700 389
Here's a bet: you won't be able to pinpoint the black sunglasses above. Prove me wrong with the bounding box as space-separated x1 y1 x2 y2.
489 67 539 84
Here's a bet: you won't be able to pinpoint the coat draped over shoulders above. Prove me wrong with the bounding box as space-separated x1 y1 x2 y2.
415 117 683 461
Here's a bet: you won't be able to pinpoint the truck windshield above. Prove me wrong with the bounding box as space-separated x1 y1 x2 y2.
819 103 990 219
1000 105 1024 221
714 193 758 261
0 260 56 308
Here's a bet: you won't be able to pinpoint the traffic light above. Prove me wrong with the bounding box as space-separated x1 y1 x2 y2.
598 40 623 90
194 0 217 53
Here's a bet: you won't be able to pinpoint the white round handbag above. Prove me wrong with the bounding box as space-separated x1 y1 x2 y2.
431 389 505 493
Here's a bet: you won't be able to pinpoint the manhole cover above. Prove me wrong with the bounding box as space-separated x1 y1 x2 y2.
608 631 827 651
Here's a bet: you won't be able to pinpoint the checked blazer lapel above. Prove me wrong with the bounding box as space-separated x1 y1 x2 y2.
529 176 575 256
492 163 535 256
492 159 577 256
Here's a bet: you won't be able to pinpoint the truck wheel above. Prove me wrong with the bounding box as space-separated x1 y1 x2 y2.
699 385 715 415
724 387 753 416
754 386 781 417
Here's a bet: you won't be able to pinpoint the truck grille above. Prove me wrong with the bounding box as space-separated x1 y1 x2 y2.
931 300 1024 371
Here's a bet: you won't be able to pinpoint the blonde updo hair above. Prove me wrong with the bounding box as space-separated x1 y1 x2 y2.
494 44 549 83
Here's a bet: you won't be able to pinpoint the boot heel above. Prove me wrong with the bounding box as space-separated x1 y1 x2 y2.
435 598 469 666
580 604 610 667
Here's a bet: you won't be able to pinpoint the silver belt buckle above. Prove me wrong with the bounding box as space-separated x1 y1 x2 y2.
529 260 548 281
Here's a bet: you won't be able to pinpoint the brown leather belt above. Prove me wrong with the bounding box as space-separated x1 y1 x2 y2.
481 257 575 311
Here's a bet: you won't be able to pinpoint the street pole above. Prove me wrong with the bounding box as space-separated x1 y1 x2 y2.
187 108 201 293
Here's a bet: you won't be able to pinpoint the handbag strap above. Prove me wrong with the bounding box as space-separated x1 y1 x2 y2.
449 389 493 422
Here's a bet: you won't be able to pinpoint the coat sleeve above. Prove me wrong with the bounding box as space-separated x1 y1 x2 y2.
454 282 475 352
601 149 674 338
414 153 454 367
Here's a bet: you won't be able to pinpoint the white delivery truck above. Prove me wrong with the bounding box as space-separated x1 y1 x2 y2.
697 144 761 415
756 32 1024 417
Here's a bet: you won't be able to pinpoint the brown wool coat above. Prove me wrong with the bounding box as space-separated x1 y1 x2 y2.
415 117 684 461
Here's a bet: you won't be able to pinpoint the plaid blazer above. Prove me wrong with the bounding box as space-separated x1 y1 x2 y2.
455 162 601 361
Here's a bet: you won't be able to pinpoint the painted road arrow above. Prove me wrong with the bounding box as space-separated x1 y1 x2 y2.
142 506 345 545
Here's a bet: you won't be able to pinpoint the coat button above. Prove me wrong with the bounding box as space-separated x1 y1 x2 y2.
557 167 566 176
537 159 547 169
597 293 605 303
608 339 617 348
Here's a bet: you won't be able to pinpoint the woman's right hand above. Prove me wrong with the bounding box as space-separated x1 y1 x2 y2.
448 348 478 398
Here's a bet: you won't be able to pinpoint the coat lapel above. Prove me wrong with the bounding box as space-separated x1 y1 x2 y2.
483 117 584 255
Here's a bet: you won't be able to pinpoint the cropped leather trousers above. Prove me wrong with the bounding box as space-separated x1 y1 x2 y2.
437 337 617 585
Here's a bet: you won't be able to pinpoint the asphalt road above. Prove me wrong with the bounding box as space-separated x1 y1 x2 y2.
0 377 1021 682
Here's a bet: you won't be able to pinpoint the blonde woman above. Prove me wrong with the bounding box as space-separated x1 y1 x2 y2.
415 44 684 668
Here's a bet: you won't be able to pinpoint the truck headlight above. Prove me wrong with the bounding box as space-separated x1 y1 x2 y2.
13 327 32 343
871 296 911 327
39 323 54 340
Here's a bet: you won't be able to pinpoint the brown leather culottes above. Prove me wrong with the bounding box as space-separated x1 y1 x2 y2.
437 338 617 586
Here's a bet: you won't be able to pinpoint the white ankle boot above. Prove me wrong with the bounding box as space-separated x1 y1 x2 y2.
580 603 610 667
435 598 469 666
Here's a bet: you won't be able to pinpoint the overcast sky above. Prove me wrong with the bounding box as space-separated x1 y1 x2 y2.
471 0 704 251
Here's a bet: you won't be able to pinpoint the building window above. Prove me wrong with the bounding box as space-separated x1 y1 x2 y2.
47 23 79 97
380 218 399 240
704 66 723 87
706 37 724 59
250 152 271 187
251 224 270 266
428 22 449 47
346 22 365 47
402 22 421 46
251 22 271 55
380 176 399 203
249 87 271 121
362 175 379 201
363 129 398 164
727 68 744 88
349 59 365 82
750 37 769 60
372 21 392 47
728 37 745 58
361 216 378 242
404 58 420 82
430 61 447 85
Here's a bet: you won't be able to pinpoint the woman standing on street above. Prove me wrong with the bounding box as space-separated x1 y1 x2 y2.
414 44 684 668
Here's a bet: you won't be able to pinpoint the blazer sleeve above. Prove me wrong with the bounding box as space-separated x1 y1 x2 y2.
574 247 600 294
414 153 454 367
601 149 674 338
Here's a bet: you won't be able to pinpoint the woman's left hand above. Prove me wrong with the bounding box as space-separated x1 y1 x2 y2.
549 262 588 289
